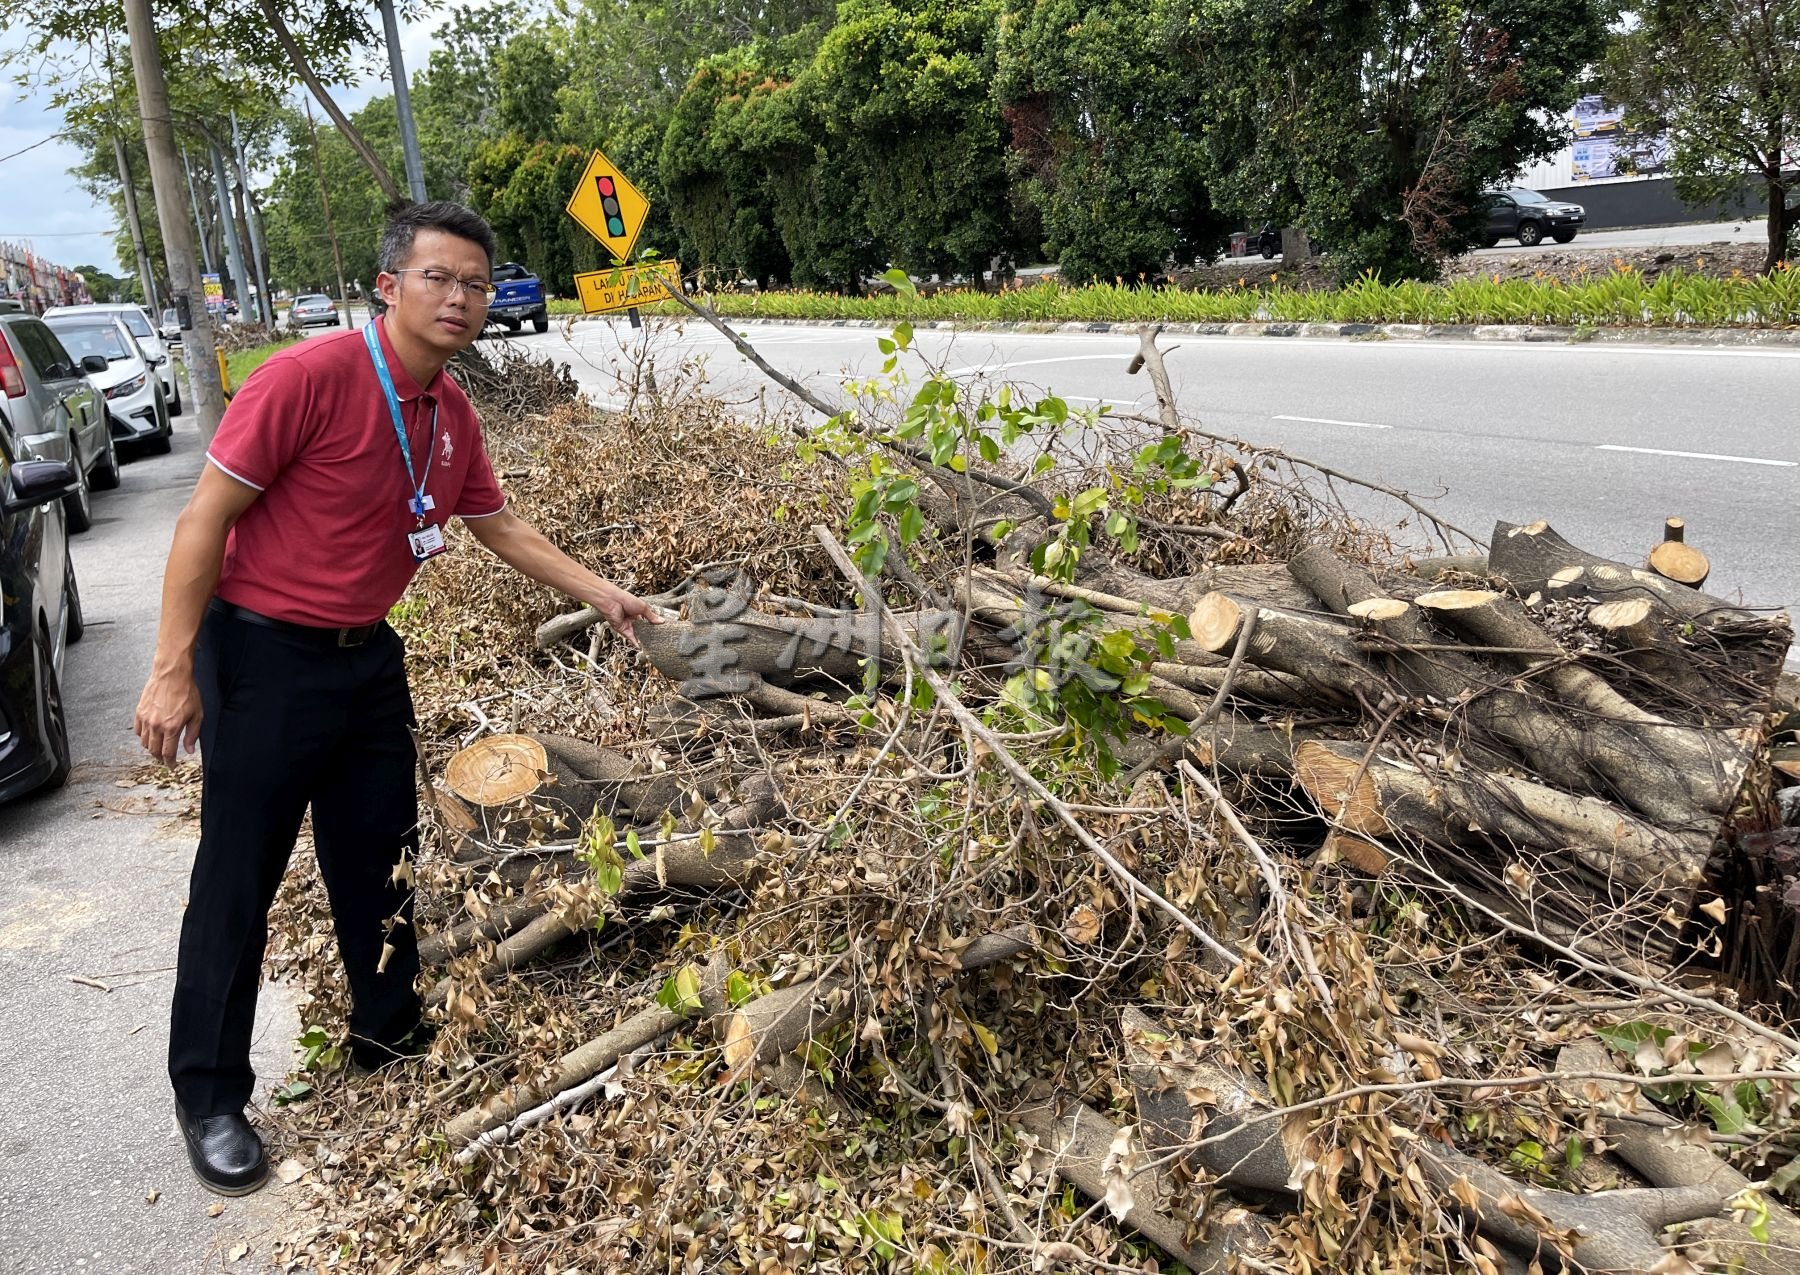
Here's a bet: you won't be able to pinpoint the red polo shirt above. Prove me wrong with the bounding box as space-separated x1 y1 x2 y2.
206 319 506 626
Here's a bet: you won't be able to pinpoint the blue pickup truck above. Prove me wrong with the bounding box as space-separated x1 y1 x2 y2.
486 261 549 334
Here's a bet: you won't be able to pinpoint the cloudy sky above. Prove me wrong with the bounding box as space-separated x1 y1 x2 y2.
0 10 448 277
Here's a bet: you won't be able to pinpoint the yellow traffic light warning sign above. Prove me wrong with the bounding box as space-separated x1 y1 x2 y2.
566 149 649 260
573 261 681 315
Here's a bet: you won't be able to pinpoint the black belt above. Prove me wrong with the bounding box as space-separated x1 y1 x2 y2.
210 599 384 648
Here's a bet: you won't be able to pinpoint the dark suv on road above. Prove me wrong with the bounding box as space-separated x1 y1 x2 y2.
0 401 85 803
1482 188 1586 248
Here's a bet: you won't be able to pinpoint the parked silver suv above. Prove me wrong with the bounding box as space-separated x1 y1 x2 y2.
0 313 118 533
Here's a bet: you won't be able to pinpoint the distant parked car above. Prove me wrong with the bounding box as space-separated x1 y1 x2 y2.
487 262 548 335
0 398 84 803
160 306 182 346
44 312 172 460
1481 188 1586 248
288 294 339 329
47 302 180 415
0 312 117 532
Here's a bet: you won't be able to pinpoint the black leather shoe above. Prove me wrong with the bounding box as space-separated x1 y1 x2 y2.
174 1103 269 1196
349 1020 438 1074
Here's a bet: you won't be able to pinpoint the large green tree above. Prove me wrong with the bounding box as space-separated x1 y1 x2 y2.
998 0 1230 281
1188 0 1607 280
1602 0 1798 274
805 0 1021 282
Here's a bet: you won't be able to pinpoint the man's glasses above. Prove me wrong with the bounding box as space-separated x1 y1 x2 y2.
392 268 496 305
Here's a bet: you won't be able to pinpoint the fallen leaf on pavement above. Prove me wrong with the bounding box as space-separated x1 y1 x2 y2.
275 1157 310 1185
228 1242 248 1262
207 1201 226 1218
144 1189 159 1205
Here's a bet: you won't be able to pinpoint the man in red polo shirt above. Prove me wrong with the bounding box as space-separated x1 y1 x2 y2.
132 202 658 1196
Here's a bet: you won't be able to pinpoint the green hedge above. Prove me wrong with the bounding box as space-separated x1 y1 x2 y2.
546 266 1800 328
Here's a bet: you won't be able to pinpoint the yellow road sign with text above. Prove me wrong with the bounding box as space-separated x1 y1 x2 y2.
573 261 682 315
566 149 649 260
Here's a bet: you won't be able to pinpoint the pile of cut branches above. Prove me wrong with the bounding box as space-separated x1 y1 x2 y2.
260 314 1800 1275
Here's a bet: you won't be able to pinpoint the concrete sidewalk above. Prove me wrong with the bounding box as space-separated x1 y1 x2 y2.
0 400 302 1273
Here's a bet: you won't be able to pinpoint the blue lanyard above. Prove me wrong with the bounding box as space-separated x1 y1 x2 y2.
364 320 437 522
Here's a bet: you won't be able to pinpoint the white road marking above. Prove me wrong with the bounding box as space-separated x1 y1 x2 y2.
1595 444 1796 467
945 354 1131 378
1067 395 1140 407
1273 413 1392 430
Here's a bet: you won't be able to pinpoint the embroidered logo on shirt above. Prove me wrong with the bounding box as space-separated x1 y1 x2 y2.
440 428 455 466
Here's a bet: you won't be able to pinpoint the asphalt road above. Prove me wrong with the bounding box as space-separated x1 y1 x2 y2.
1471 217 1768 255
505 320 1798 649
0 387 302 1273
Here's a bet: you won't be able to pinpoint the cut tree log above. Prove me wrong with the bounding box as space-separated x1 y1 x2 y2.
1648 517 1710 589
709 927 1036 1081
1587 598 1717 703
635 607 962 692
1119 1011 1728 1272
1009 1097 1271 1273
1188 591 1383 705
1292 740 1712 914
1488 520 1755 624
1556 1040 1800 1275
1416 587 1755 825
425 779 781 1004
443 733 700 828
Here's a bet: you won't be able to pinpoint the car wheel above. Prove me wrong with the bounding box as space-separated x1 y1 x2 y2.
92 426 122 491
64 550 84 645
146 425 174 456
34 623 72 792
1261 245 1276 260
1517 220 1544 247
1551 230 1577 244
63 445 93 533
532 316 549 334
168 377 182 415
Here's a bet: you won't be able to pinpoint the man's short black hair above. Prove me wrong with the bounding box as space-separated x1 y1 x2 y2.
378 201 497 274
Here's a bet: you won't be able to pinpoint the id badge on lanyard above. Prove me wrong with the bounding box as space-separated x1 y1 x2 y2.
363 322 447 562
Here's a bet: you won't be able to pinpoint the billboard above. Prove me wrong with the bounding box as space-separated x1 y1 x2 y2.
202 272 224 312
1567 96 1670 181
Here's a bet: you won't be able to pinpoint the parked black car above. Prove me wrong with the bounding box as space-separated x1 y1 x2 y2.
1482 188 1586 248
0 400 85 804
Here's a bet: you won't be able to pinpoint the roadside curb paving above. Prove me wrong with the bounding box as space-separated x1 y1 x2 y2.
578 313 1800 349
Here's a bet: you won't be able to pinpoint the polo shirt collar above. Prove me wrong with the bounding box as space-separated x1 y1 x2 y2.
372 315 442 402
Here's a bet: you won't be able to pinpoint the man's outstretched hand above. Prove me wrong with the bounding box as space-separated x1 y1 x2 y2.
135 669 203 767
591 582 664 645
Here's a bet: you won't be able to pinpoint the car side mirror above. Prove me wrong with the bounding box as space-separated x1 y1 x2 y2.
81 354 109 375
149 353 167 366
4 458 80 515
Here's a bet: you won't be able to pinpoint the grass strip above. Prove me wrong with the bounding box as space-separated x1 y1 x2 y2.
546 266 1799 329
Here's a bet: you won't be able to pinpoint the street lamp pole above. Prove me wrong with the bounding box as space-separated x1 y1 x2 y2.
377 0 428 203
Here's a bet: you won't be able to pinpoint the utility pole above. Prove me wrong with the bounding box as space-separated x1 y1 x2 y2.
111 134 159 312
121 0 225 440
377 0 428 202
304 98 351 326
208 140 251 321
181 149 215 274
229 111 275 326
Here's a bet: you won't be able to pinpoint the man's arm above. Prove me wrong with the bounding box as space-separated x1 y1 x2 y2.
461 509 661 643
133 466 262 765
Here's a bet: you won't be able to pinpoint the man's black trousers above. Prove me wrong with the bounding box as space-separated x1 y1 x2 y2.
169 602 422 1117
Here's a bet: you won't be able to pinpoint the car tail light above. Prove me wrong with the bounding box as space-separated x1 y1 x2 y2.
0 332 25 398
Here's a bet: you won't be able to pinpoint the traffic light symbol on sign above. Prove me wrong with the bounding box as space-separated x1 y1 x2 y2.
595 175 626 238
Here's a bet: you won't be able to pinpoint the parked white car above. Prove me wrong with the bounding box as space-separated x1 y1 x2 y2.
46 302 181 415
43 313 172 456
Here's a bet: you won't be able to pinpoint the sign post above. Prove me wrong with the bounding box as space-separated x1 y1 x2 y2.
564 147 675 331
